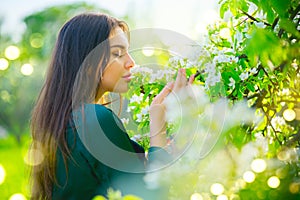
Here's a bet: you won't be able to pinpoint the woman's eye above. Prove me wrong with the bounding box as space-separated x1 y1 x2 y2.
112 50 123 57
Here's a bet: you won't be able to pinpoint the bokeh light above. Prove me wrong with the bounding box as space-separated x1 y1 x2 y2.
210 183 224 195
251 159 267 173
24 148 44 166
190 192 203 200
0 58 9 70
9 193 27 200
92 195 106 200
142 46 154 57
229 194 240 200
30 33 44 48
20 64 33 76
217 194 228 200
0 164 6 185
243 171 255 183
283 109 296 121
1 90 11 102
5 45 20 60
267 176 280 188
289 182 300 194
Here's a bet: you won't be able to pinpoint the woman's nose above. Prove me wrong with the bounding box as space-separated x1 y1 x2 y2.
125 53 135 69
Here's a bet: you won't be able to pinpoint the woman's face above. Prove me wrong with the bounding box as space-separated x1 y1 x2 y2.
98 27 135 96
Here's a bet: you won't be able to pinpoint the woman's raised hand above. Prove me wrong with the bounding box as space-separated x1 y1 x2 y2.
149 82 174 147
149 68 195 148
173 68 195 93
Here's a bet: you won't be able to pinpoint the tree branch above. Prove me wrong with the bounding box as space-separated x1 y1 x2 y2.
272 17 280 30
240 10 272 26
261 106 282 145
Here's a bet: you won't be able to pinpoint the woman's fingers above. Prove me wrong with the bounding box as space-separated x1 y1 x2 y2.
173 68 188 93
151 82 174 104
188 74 195 84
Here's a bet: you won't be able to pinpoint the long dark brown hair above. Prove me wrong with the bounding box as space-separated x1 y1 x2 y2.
30 13 128 199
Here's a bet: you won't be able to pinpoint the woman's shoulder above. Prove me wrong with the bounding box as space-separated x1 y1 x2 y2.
84 103 112 114
83 104 123 127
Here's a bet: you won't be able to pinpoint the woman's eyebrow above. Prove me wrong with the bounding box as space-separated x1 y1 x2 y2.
110 44 127 49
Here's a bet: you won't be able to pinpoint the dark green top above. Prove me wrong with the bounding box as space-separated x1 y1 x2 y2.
52 104 169 200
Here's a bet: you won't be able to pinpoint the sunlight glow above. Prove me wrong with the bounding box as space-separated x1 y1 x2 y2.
217 195 228 200
267 176 280 188
283 109 296 121
190 192 203 200
142 46 155 57
5 45 20 60
219 28 231 40
0 58 9 70
195 10 219 34
251 159 267 173
210 183 224 195
24 148 44 166
20 64 33 76
0 164 6 185
243 171 256 183
9 193 27 200
289 182 300 194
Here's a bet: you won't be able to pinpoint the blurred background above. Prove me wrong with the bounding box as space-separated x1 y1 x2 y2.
1 0 299 199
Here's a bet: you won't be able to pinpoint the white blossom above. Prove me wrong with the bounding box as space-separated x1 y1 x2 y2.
141 106 149 115
136 113 143 122
179 58 185 67
130 94 143 104
205 62 216 74
126 106 135 112
235 31 243 42
131 134 142 142
205 72 221 87
271 116 286 131
239 72 249 81
291 62 298 69
254 21 265 28
228 77 235 87
213 54 230 63
229 56 238 63
250 67 258 74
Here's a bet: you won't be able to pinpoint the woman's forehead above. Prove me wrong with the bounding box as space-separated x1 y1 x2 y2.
109 27 129 48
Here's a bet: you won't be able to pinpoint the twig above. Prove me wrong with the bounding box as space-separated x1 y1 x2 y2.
240 10 272 26
272 17 280 30
261 66 277 86
261 106 282 145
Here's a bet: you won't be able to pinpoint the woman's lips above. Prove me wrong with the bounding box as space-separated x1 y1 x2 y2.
122 73 132 82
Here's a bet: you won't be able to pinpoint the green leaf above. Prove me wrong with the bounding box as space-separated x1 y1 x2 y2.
266 9 276 24
246 82 255 92
270 0 290 18
279 18 300 38
220 1 229 19
245 29 281 66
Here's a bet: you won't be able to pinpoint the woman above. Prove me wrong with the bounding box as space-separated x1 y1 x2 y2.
30 12 193 200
